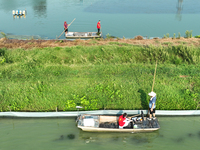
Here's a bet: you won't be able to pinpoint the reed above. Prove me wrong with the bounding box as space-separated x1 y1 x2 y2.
0 32 7 39
185 30 193 38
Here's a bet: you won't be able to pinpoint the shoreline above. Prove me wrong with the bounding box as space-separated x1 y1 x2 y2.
1 37 200 49
1 110 200 117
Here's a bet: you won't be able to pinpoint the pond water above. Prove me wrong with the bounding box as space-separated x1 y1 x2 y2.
0 0 199 39
0 116 200 150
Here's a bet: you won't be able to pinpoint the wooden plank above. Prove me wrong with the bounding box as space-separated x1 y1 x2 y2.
99 116 118 123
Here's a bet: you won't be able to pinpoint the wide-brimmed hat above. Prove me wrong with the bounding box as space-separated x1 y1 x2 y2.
148 91 156 97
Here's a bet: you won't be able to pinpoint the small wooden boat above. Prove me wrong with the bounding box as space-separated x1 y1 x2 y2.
65 32 102 39
77 113 160 133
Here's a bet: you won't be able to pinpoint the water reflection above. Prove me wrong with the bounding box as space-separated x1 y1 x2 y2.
176 0 183 21
85 0 181 14
0 0 17 12
13 15 27 20
32 0 47 18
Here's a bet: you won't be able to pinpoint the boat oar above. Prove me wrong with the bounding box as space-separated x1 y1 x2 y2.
57 18 76 39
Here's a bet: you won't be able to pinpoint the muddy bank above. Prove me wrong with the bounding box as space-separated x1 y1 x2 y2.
0 37 200 49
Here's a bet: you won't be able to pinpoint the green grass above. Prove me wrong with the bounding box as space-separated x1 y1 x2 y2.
155 40 160 44
162 42 172 46
0 45 200 111
177 41 188 45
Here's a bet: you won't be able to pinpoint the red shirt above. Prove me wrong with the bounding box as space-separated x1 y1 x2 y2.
64 22 68 29
118 115 126 126
97 22 101 29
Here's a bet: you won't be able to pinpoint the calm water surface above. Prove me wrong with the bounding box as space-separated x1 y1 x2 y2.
0 0 199 39
0 116 200 150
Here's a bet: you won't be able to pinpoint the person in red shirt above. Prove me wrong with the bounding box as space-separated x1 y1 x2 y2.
118 113 132 129
97 20 101 33
64 21 68 34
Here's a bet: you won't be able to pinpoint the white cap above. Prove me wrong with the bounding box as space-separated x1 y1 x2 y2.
148 91 156 97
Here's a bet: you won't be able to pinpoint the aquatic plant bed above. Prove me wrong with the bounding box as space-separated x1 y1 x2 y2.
0 44 200 112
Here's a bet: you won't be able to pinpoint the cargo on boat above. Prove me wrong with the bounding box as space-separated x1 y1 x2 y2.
76 113 160 133
65 32 102 39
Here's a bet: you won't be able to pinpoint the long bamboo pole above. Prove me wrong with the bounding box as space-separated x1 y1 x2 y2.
147 60 158 117
57 18 76 39
151 60 158 92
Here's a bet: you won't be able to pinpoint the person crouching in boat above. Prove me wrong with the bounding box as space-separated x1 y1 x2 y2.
147 91 157 120
64 21 68 34
118 113 132 129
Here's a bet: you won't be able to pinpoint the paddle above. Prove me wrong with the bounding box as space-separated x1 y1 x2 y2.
57 18 76 39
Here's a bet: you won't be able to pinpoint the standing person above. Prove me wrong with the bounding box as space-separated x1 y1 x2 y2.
118 113 132 129
147 91 157 120
64 21 68 34
97 20 101 34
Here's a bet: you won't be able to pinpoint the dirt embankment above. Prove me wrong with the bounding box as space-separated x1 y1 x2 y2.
0 37 200 49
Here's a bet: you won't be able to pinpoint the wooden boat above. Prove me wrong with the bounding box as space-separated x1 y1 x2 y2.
65 32 102 39
77 113 160 133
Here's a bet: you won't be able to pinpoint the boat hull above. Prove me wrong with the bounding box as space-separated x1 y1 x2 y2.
78 125 159 133
77 114 160 133
65 32 102 39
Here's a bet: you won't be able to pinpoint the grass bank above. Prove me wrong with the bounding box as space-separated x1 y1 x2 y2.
0 44 200 111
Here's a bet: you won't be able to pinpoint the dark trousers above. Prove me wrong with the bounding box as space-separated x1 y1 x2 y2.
98 28 100 33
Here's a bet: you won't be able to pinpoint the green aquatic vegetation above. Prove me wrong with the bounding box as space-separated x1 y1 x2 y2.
185 30 193 38
106 33 112 39
1 32 7 39
194 35 200 38
163 33 170 38
173 33 176 39
177 32 181 39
